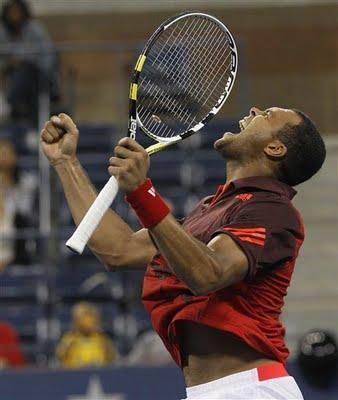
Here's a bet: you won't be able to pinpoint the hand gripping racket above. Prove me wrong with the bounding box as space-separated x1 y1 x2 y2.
66 11 238 254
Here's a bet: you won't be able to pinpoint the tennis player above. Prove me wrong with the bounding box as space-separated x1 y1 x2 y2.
41 107 326 399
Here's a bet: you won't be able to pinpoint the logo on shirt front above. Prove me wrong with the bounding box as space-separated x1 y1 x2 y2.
236 193 253 201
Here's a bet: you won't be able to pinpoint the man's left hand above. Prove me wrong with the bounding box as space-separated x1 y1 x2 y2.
108 138 150 193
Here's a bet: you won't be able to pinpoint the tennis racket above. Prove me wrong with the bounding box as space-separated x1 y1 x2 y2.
66 11 238 254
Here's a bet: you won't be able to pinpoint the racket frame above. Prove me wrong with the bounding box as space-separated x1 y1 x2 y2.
128 11 238 155
66 12 238 253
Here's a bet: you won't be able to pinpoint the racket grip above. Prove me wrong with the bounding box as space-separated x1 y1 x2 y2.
66 176 119 254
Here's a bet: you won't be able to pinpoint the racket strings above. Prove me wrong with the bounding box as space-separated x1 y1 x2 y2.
141 19 219 118
145 21 225 127
139 17 216 127
195 50 233 105
139 21 219 136
163 36 232 124
137 15 234 139
137 18 196 130
153 45 231 138
138 17 191 100
153 18 213 85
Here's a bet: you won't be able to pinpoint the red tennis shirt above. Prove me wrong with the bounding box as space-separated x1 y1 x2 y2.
141 176 304 367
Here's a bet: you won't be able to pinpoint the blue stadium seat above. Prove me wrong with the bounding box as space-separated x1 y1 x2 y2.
0 304 44 341
130 303 152 334
0 123 37 156
77 124 116 153
0 266 44 302
55 266 120 303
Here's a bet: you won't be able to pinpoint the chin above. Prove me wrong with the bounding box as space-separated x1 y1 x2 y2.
215 134 248 161
214 133 237 151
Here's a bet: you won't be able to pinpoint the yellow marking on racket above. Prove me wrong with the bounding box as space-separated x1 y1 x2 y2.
135 54 146 72
129 83 138 100
146 142 171 155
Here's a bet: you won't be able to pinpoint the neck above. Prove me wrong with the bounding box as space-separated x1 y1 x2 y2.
225 159 274 184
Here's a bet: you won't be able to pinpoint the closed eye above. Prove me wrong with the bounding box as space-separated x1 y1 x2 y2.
264 110 272 119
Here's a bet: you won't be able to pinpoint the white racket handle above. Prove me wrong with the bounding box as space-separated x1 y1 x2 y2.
66 176 119 254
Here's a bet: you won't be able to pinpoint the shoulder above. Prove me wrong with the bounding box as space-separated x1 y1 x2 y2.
60 331 77 342
97 332 112 343
235 191 303 232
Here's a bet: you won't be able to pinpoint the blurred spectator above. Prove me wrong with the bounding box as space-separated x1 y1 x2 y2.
56 302 118 369
125 329 173 366
0 321 25 368
0 0 59 125
0 139 36 271
297 329 338 389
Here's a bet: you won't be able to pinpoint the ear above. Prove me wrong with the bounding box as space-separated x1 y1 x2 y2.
264 140 287 160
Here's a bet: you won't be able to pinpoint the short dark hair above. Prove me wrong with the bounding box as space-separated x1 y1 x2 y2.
275 109 326 186
1 0 31 34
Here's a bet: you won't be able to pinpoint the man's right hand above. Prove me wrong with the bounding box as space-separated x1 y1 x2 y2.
40 113 79 166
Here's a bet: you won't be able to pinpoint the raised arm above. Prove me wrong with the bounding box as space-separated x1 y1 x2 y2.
40 114 156 270
109 138 249 295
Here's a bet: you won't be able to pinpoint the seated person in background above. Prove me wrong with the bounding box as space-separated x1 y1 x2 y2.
0 139 36 271
56 302 118 369
0 320 25 368
0 0 58 125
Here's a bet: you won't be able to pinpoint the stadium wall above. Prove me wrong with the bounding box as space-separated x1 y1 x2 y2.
36 3 337 133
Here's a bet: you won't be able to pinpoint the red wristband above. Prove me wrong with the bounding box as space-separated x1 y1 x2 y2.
126 179 170 228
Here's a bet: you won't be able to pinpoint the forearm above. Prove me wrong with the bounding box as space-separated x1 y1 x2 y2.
150 214 224 295
54 158 135 263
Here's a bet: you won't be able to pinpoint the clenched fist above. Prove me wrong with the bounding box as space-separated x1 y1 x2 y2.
108 137 150 193
40 113 79 166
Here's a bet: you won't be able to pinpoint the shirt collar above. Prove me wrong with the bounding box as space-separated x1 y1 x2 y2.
229 176 297 199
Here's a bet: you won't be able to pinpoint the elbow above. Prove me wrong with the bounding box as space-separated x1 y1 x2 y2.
188 262 232 296
103 261 118 272
88 240 131 272
103 255 128 272
93 251 128 272
101 253 147 272
189 281 220 296
187 274 220 297
189 285 209 297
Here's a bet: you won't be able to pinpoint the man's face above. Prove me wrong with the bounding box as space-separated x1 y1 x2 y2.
214 107 301 161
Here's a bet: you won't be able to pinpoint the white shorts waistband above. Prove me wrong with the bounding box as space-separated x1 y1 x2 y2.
186 367 258 398
186 362 289 398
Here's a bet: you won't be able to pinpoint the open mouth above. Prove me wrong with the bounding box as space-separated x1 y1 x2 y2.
239 115 255 132
223 116 251 137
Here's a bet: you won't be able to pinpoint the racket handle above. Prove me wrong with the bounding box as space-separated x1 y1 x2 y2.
66 176 119 254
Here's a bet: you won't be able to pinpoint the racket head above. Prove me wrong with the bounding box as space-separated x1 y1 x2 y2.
128 12 238 149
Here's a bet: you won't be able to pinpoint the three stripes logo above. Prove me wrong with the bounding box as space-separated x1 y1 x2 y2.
223 227 266 247
148 187 156 197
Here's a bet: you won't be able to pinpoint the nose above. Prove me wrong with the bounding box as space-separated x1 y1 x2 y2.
250 107 263 117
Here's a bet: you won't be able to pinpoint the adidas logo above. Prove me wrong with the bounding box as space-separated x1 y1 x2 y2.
236 193 253 201
148 187 156 197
